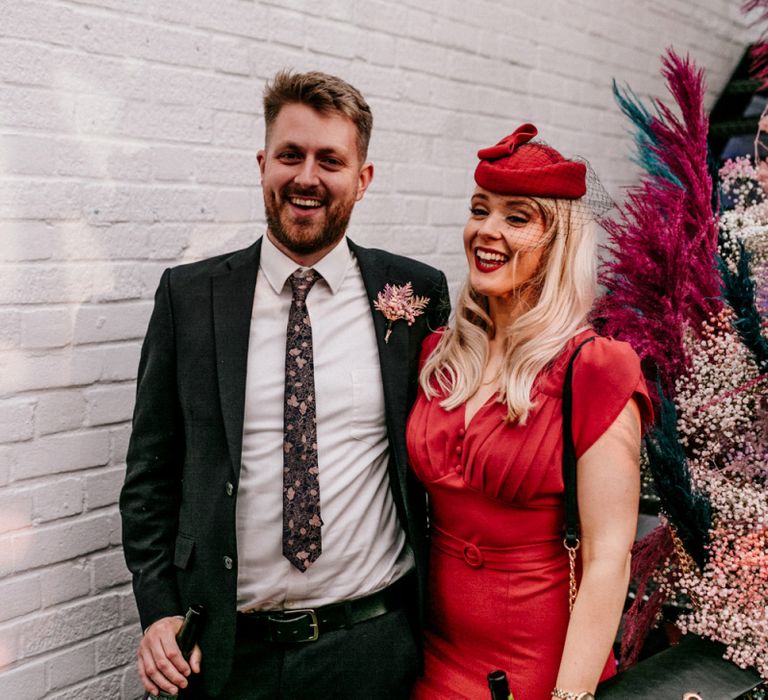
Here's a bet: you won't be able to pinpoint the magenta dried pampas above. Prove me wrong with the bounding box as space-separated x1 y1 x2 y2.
743 0 768 89
594 50 722 402
620 525 675 668
597 49 721 668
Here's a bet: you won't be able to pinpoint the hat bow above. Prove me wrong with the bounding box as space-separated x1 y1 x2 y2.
477 123 538 161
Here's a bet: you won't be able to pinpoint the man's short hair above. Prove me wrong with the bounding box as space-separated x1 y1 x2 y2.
263 70 373 162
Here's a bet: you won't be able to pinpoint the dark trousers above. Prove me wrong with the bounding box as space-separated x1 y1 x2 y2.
183 608 418 699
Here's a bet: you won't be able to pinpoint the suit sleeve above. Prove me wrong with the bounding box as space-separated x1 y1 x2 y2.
120 268 185 629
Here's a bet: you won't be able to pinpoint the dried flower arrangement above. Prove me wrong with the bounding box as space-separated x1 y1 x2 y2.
594 49 768 678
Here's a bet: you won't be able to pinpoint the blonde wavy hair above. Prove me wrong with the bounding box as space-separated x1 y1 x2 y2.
420 196 597 424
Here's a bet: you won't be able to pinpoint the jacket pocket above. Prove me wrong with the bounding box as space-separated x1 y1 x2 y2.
173 533 195 570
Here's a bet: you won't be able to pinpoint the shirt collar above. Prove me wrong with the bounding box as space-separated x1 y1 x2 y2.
259 232 352 295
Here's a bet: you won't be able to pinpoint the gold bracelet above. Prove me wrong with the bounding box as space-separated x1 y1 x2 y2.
552 689 595 700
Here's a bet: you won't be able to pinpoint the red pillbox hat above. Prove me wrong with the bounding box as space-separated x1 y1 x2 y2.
474 123 587 199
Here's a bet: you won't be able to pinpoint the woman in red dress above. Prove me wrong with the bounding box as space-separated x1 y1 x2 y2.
407 124 652 700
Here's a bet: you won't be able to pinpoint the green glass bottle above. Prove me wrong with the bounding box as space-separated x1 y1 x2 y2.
488 669 515 700
145 605 205 700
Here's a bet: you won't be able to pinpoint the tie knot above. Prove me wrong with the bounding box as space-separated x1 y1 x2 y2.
289 268 320 302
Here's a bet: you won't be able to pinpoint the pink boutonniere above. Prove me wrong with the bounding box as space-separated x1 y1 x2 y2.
373 282 430 343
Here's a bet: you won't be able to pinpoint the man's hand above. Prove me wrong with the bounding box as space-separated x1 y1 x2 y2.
138 616 202 696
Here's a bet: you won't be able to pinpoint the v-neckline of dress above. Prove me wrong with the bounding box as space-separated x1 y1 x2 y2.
463 390 499 431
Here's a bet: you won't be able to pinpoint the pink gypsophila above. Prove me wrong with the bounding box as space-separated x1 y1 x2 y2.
674 469 768 678
719 156 763 210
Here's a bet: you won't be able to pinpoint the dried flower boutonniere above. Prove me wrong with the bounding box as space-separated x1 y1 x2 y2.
373 282 430 343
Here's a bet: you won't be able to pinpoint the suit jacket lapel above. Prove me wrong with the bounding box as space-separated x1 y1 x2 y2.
212 238 262 482
350 241 410 460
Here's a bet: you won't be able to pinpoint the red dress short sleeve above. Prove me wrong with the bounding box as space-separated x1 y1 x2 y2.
570 336 654 459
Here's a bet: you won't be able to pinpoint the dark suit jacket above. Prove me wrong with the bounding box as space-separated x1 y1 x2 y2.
120 237 450 696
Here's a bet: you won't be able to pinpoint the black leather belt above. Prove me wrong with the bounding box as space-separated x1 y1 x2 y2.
237 579 407 644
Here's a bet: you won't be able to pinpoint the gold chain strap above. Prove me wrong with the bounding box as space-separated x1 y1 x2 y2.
667 521 696 577
566 522 698 615
666 519 702 610
564 537 580 613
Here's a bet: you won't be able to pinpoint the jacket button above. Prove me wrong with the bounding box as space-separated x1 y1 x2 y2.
225 481 234 496
223 556 233 570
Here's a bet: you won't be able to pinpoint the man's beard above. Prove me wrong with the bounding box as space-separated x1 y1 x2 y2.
264 185 355 256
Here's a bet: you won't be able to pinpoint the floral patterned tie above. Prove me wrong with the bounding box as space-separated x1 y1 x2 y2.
283 268 322 571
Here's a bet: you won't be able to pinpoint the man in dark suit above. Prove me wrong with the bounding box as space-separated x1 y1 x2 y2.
120 70 450 699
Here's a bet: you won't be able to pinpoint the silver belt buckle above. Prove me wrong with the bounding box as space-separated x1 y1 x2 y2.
268 608 319 642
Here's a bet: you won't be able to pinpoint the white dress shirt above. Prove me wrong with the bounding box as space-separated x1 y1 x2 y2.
235 234 414 611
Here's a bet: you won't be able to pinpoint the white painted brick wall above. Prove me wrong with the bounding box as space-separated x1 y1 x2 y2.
0 0 753 696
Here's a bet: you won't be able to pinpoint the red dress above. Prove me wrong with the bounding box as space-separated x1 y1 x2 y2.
407 330 653 700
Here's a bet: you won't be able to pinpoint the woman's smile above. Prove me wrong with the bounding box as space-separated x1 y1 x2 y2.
473 246 510 273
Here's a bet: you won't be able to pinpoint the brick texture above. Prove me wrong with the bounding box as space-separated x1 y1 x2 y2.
0 0 752 697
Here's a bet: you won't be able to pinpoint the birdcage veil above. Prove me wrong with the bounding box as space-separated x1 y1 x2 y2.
472 123 615 249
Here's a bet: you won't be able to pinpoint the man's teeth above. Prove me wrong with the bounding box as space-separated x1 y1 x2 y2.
290 197 322 208
476 249 508 263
